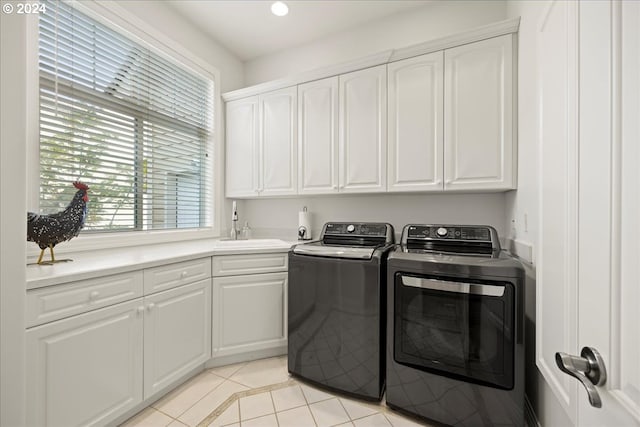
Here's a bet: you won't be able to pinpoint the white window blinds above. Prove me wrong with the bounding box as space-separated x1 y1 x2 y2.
38 0 213 232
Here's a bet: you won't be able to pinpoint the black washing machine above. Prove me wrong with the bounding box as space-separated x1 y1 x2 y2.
288 222 394 400
386 224 525 426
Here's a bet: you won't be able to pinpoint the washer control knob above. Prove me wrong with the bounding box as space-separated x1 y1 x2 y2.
436 227 448 237
346 224 355 233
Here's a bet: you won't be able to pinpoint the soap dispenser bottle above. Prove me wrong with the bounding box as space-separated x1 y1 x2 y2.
241 221 252 240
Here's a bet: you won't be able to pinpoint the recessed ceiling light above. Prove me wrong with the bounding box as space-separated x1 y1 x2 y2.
271 1 289 17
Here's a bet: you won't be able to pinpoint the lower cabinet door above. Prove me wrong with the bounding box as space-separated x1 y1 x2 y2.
212 272 287 358
26 299 144 427
143 278 211 398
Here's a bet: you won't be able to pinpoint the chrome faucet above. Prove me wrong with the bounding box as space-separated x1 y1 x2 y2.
230 200 238 240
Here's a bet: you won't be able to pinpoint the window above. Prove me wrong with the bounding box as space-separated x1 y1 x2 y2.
38 0 214 233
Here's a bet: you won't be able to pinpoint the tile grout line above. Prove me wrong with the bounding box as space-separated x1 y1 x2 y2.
196 379 298 427
297 383 320 427
150 371 227 423
336 398 354 426
207 362 248 381
153 403 188 426
267 385 280 427
234 396 241 427
140 382 425 427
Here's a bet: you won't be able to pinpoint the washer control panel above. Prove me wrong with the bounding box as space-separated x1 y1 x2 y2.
324 222 389 237
406 225 492 241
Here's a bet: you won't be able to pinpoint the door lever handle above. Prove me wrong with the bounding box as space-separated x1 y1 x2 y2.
555 347 607 408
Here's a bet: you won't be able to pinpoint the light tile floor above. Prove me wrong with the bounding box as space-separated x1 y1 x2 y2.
120 356 431 427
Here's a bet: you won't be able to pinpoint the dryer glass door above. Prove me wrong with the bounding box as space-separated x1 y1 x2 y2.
394 274 515 389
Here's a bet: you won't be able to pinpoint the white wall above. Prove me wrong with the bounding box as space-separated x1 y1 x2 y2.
245 0 507 85
115 1 244 93
237 193 507 242
1 11 29 427
505 1 572 426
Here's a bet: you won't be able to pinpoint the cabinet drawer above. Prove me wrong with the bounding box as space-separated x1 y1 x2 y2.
26 271 143 327
144 257 212 294
212 252 288 276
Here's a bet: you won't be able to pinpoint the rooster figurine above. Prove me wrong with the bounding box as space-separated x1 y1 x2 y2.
27 181 89 264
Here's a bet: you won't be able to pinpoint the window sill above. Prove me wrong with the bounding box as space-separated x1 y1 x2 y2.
26 228 220 261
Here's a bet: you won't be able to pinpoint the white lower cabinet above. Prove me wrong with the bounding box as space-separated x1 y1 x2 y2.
26 261 212 426
24 252 290 425
212 272 287 358
143 278 211 398
26 299 144 427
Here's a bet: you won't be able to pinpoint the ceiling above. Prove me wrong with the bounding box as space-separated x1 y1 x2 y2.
166 1 434 61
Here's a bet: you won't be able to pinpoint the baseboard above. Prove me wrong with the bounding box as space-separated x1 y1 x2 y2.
525 395 541 427
205 346 287 368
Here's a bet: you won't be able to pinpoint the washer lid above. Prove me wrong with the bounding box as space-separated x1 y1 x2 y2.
292 242 376 260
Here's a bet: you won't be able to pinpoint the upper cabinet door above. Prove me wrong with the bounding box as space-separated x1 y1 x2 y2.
298 77 339 194
259 87 298 196
226 96 259 197
444 34 515 191
388 52 444 192
339 65 387 193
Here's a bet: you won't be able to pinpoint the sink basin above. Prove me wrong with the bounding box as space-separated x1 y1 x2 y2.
213 238 290 249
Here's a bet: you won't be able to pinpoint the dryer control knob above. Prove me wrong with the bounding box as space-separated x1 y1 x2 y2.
436 227 448 237
347 224 355 233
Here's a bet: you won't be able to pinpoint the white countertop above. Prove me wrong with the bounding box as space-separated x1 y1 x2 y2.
26 238 297 290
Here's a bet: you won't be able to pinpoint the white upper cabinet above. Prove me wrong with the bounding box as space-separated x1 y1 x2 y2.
224 21 518 197
387 52 444 192
444 34 515 191
225 87 297 198
259 87 298 196
298 77 340 194
339 65 387 193
225 96 259 197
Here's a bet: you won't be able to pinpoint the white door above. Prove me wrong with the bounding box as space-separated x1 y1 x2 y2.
387 52 444 192
259 86 297 196
538 0 640 425
225 96 259 197
339 65 387 193
444 34 515 191
143 279 211 398
575 1 639 424
298 77 339 194
212 272 287 358
26 300 143 427
537 1 580 423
